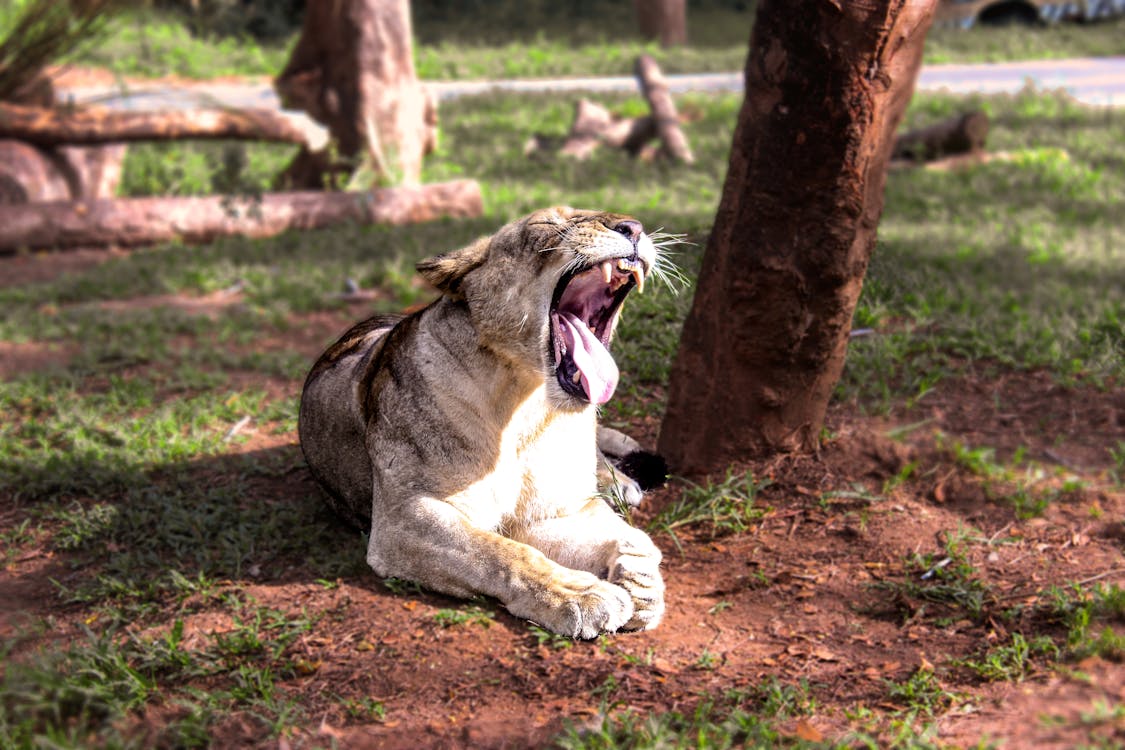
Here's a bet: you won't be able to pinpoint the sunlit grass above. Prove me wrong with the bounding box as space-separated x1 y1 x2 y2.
61 5 1125 81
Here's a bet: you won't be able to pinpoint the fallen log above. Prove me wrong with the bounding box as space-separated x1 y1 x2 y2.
892 110 989 162
551 99 658 159
0 139 126 202
526 99 660 161
0 101 316 147
0 179 482 252
635 54 694 164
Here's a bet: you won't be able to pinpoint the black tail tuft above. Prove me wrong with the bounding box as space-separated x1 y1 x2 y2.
616 450 669 492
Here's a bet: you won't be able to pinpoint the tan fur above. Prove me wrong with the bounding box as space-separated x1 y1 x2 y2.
299 207 664 637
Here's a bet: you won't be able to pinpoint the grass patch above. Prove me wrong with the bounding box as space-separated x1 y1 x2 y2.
953 633 1059 682
70 7 291 79
433 605 495 629
1045 582 1125 660
61 6 1125 81
0 601 314 747
650 470 770 544
556 683 818 750
842 89 1125 411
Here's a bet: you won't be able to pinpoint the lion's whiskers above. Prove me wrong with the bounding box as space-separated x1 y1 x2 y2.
645 229 693 294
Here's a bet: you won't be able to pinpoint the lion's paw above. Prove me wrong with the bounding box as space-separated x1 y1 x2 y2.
608 535 665 631
517 574 634 639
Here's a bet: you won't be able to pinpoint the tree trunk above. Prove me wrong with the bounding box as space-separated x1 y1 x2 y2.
275 0 435 187
0 101 315 147
633 0 687 47
657 0 938 474
0 180 482 252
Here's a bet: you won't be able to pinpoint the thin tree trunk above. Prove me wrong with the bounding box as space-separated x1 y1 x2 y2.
0 180 481 252
633 0 687 47
275 0 434 187
657 0 938 474
0 101 314 146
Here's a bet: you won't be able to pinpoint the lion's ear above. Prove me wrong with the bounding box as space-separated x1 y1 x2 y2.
416 237 489 296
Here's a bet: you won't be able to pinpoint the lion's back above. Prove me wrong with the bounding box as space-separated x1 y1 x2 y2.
299 314 404 529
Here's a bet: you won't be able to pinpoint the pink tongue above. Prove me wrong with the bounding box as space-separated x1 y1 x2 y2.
559 313 619 405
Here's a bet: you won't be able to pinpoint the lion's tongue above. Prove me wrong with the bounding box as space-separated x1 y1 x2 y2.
559 312 618 405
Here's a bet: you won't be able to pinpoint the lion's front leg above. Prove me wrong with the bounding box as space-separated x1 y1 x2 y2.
512 498 665 632
366 498 635 639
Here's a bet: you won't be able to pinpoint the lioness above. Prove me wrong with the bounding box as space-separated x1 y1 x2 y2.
299 207 665 637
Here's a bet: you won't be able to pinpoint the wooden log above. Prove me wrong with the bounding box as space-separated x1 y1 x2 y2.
0 179 482 252
634 54 694 164
0 101 315 147
892 110 989 162
0 139 126 203
527 99 658 160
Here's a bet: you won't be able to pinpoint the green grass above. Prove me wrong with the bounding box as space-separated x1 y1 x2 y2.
556 684 823 750
842 90 1125 411
884 667 965 718
1045 582 1125 659
70 8 292 79
649 470 770 543
953 633 1059 682
924 16 1125 64
433 605 495 629
0 600 316 747
58 5 1125 81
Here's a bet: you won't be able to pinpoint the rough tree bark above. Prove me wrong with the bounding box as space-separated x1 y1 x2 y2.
0 180 481 251
275 0 435 188
633 0 687 47
657 0 939 474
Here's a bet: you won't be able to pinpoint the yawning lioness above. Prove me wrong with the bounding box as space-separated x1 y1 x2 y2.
299 207 665 637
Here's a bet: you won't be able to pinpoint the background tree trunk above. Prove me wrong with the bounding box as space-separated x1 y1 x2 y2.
275 0 435 187
633 0 687 47
657 0 939 474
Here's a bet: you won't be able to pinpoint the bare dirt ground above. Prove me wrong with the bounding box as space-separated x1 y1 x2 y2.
1 248 1123 748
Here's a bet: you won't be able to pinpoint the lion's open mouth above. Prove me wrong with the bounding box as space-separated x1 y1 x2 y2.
550 257 646 404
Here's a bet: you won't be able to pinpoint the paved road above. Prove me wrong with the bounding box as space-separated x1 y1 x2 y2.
61 57 1125 120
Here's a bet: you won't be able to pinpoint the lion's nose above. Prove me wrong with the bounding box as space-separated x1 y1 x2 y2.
613 220 644 245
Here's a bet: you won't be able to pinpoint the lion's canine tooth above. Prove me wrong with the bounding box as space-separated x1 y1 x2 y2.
572 370 582 383
601 260 613 284
633 268 645 294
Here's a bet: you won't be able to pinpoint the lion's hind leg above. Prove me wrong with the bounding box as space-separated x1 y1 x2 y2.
365 498 636 638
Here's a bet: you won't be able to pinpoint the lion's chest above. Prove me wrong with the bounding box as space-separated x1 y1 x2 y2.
455 398 598 529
